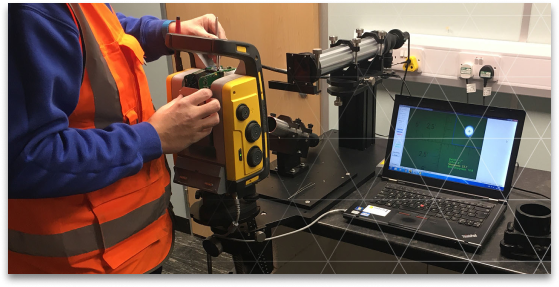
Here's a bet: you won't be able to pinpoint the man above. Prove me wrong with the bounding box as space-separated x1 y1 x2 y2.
8 3 225 273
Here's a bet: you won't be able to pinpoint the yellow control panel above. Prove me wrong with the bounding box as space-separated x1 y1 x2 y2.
221 76 264 181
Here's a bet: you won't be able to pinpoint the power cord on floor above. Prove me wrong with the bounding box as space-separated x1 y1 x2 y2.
215 209 346 242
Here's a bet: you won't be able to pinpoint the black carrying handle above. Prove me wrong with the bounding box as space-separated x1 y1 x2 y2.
165 33 263 78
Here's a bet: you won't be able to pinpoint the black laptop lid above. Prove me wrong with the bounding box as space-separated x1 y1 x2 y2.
383 95 525 200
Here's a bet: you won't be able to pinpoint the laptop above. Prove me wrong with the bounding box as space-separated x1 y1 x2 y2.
344 94 526 250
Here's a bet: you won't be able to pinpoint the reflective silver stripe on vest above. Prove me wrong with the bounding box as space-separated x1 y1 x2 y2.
8 189 171 257
69 4 123 129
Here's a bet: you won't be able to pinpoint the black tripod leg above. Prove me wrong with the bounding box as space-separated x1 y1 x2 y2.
207 253 213 274
230 240 274 274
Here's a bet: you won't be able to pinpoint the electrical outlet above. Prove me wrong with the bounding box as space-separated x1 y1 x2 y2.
458 52 500 82
392 47 424 73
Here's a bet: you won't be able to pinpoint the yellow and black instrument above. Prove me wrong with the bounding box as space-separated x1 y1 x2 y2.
165 33 269 227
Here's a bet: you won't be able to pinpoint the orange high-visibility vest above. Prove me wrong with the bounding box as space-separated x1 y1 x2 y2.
8 3 173 274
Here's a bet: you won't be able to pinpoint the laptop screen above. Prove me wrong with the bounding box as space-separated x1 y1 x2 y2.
388 104 518 192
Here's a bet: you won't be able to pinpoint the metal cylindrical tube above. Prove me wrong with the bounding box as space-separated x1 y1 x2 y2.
318 31 407 75
268 116 307 138
319 38 380 75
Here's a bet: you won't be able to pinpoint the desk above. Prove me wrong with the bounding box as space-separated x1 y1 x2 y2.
288 138 551 274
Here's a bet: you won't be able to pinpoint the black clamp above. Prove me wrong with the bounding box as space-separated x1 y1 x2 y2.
360 30 384 45
330 39 360 53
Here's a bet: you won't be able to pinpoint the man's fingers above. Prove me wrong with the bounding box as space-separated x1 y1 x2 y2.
217 22 227 39
203 14 226 39
200 112 220 129
196 98 221 119
196 27 218 39
183 88 213 105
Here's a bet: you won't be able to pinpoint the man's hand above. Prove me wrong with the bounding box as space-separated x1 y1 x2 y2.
169 14 227 39
148 89 220 154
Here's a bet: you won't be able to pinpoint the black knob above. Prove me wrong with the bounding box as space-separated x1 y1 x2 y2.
308 133 320 147
236 104 250 121
203 236 223 257
247 146 263 167
245 121 261 143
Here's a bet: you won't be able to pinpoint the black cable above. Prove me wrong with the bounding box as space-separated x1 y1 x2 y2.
465 79 469 104
512 162 550 199
512 187 550 200
262 64 287 74
393 74 412 96
380 82 395 101
400 35 411 95
482 78 489 106
262 64 330 79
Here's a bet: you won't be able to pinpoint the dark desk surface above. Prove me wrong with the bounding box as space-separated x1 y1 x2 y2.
307 138 551 274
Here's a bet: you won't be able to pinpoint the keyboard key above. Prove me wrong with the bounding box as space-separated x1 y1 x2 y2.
473 222 481 228
466 221 473 226
436 213 443 218
451 216 458 221
475 207 491 213
467 212 476 217
476 212 489 218
477 202 495 209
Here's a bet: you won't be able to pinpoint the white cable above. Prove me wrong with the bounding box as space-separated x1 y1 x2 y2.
217 209 346 242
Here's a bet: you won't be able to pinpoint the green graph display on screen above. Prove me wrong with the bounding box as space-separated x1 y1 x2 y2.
400 108 488 180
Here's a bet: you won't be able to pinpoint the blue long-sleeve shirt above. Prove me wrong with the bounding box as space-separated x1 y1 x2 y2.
8 3 173 199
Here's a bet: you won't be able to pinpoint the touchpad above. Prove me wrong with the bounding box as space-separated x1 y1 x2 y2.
388 212 425 231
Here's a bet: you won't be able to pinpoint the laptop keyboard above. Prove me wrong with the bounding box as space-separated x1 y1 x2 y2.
371 183 495 228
